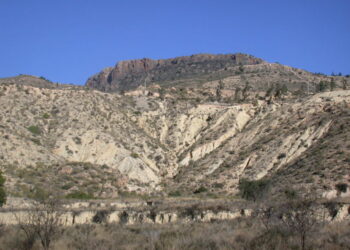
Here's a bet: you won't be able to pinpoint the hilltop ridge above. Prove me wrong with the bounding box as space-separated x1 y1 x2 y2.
86 53 264 92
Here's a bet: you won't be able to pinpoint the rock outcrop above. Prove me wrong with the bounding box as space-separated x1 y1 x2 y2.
85 53 264 92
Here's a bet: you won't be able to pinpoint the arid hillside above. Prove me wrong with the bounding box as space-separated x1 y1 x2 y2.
0 69 350 201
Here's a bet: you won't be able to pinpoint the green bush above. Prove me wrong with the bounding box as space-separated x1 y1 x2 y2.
238 178 270 202
130 153 139 158
27 125 41 135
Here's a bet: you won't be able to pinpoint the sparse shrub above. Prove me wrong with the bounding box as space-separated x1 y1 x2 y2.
61 183 73 190
324 201 339 219
284 188 298 200
42 113 50 119
29 185 49 201
27 125 41 135
335 183 348 193
118 190 141 198
168 190 182 197
73 136 82 145
101 164 109 169
30 138 41 145
130 152 139 158
277 153 286 159
154 155 162 161
39 76 51 82
193 186 208 194
92 210 110 224
213 183 224 189
65 191 94 200
180 205 199 219
119 211 129 224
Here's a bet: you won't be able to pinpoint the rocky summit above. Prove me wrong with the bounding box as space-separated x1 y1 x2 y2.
85 53 263 92
0 53 350 201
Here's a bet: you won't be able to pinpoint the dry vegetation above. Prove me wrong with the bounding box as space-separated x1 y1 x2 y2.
0 213 349 250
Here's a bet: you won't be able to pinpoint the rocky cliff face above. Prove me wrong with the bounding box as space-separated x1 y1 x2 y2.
85 53 264 92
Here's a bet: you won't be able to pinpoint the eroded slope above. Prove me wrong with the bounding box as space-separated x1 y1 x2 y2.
0 81 349 199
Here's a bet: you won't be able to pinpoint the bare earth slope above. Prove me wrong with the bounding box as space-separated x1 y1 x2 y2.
1 74 350 199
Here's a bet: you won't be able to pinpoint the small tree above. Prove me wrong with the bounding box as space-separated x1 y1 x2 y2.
238 178 270 202
0 171 6 207
330 79 336 91
281 84 288 95
255 198 320 250
342 79 347 90
242 81 251 101
234 87 242 102
280 199 319 250
16 199 63 250
318 81 327 92
216 80 224 101
158 87 166 100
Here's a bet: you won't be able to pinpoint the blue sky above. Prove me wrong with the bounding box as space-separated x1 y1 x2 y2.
0 0 349 85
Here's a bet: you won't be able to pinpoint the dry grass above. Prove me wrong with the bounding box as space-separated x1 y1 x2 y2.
0 216 349 250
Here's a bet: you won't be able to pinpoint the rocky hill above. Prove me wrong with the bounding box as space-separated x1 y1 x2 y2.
86 53 264 92
0 54 350 202
86 53 347 96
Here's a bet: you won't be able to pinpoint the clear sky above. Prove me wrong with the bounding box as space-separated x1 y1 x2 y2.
1 0 349 85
